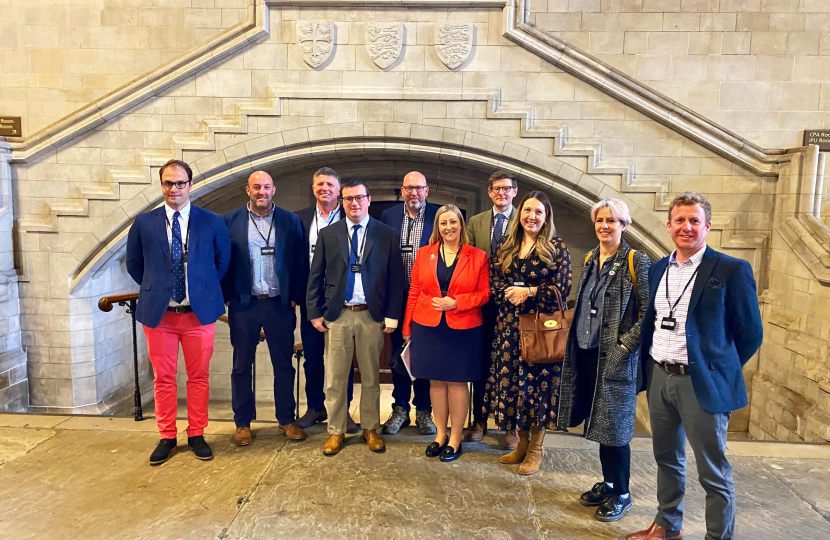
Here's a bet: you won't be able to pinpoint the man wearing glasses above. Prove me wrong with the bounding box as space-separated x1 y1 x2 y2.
307 178 405 456
127 159 230 465
380 171 439 436
465 170 519 447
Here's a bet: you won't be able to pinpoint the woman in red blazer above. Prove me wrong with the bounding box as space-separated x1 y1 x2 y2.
403 204 490 462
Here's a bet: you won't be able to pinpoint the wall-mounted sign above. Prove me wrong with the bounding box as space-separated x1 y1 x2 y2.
804 129 830 151
0 117 21 137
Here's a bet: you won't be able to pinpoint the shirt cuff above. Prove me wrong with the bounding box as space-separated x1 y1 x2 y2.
384 318 398 329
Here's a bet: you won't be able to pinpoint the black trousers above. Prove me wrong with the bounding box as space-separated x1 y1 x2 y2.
600 443 631 495
471 299 497 423
229 296 296 427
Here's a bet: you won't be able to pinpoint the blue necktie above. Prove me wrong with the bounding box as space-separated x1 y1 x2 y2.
345 224 361 302
491 213 506 254
171 211 186 303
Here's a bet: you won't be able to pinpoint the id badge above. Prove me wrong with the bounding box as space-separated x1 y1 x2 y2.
513 281 526 287
350 264 361 273
590 308 598 318
401 245 414 254
660 317 677 330
261 246 275 255
182 253 188 264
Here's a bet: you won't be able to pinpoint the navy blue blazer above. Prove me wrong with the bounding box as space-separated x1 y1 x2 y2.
639 247 763 414
307 217 405 324
380 202 439 249
221 205 306 309
126 205 231 328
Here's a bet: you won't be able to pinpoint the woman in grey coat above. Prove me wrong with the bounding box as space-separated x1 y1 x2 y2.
557 199 651 523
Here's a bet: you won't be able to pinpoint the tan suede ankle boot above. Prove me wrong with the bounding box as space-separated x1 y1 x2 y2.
499 430 530 464
518 426 545 475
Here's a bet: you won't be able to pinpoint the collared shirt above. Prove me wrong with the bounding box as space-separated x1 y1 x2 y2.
247 202 280 297
345 215 370 306
308 204 341 266
650 245 707 366
400 204 426 288
576 252 619 350
166 202 190 307
490 206 513 242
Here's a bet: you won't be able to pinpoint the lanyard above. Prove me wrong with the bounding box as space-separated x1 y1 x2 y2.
249 208 275 247
403 207 420 246
664 264 698 318
519 241 536 259
165 213 191 257
347 223 367 264
313 204 340 236
588 257 616 312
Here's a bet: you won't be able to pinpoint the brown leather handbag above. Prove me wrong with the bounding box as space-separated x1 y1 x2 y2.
519 286 572 365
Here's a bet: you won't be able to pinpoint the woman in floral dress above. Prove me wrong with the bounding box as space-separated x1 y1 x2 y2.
483 190 572 475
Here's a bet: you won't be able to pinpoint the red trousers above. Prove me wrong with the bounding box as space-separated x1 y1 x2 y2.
143 311 215 438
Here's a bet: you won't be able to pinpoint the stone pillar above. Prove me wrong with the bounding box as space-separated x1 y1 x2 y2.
0 140 28 411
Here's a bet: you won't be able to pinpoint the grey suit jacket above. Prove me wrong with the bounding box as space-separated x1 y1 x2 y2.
466 206 518 256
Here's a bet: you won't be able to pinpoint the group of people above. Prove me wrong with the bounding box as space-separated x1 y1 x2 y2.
127 159 763 540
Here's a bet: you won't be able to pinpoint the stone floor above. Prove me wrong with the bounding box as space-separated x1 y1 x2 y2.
1 412 829 540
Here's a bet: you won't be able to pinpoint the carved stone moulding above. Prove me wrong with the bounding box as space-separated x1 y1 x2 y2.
436 22 474 70
365 23 404 70
297 20 335 69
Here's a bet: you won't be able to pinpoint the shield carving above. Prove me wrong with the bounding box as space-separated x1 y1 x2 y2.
436 23 474 70
297 20 334 69
365 23 404 69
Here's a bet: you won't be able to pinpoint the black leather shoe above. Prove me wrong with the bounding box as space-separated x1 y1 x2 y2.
439 442 463 462
580 481 612 506
187 435 213 461
296 408 327 429
425 436 449 458
595 493 632 522
149 438 177 466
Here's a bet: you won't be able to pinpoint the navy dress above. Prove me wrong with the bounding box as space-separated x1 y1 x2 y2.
411 251 484 382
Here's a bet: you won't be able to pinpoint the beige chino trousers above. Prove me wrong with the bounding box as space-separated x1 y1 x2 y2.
323 308 384 435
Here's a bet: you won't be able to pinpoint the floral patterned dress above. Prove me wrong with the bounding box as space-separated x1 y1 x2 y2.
482 237 573 431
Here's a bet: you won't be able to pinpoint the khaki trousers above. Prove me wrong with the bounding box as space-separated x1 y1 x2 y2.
324 309 384 435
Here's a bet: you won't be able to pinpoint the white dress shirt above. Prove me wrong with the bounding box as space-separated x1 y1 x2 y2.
165 202 190 307
309 204 341 266
345 216 369 307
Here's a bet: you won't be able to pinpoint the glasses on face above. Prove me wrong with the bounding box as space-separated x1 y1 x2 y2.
341 195 369 204
401 186 427 194
161 181 191 190
489 186 514 194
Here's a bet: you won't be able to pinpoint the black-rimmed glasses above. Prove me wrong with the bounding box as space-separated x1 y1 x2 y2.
161 181 191 189
489 186 515 194
401 186 427 194
341 195 369 204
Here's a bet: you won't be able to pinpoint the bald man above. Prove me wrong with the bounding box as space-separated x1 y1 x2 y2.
222 171 307 445
379 171 439 435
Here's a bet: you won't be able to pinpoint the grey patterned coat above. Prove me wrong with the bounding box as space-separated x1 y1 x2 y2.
556 240 651 446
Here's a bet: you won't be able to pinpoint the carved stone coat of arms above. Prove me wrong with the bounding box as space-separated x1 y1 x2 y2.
436 23 474 70
297 21 334 68
365 23 404 69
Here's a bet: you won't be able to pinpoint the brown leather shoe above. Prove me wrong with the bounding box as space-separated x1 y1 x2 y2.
363 429 386 453
503 427 520 450
464 420 487 442
625 523 684 540
322 434 345 456
279 422 307 441
232 427 252 446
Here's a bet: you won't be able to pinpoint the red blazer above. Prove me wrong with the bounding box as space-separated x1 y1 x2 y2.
403 243 490 335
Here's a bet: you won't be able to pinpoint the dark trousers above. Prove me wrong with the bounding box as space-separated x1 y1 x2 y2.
600 444 631 495
229 296 297 427
471 299 497 423
300 306 353 412
390 303 431 412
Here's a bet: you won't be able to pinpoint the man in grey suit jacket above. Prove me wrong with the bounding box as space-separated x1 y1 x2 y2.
307 177 405 456
465 170 519 447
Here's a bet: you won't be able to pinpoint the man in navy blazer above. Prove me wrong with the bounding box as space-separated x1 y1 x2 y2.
294 167 356 432
626 193 763 540
222 171 307 446
127 159 230 465
307 177 405 456
379 171 439 436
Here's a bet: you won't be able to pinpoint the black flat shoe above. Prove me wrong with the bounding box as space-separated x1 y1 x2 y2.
580 481 612 506
595 493 632 522
425 436 449 458
439 442 463 462
149 438 177 466
187 435 213 461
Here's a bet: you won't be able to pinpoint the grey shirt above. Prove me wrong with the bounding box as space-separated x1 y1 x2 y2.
576 253 620 350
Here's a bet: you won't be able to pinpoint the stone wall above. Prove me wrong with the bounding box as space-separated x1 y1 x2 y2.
532 0 830 149
0 0 249 137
